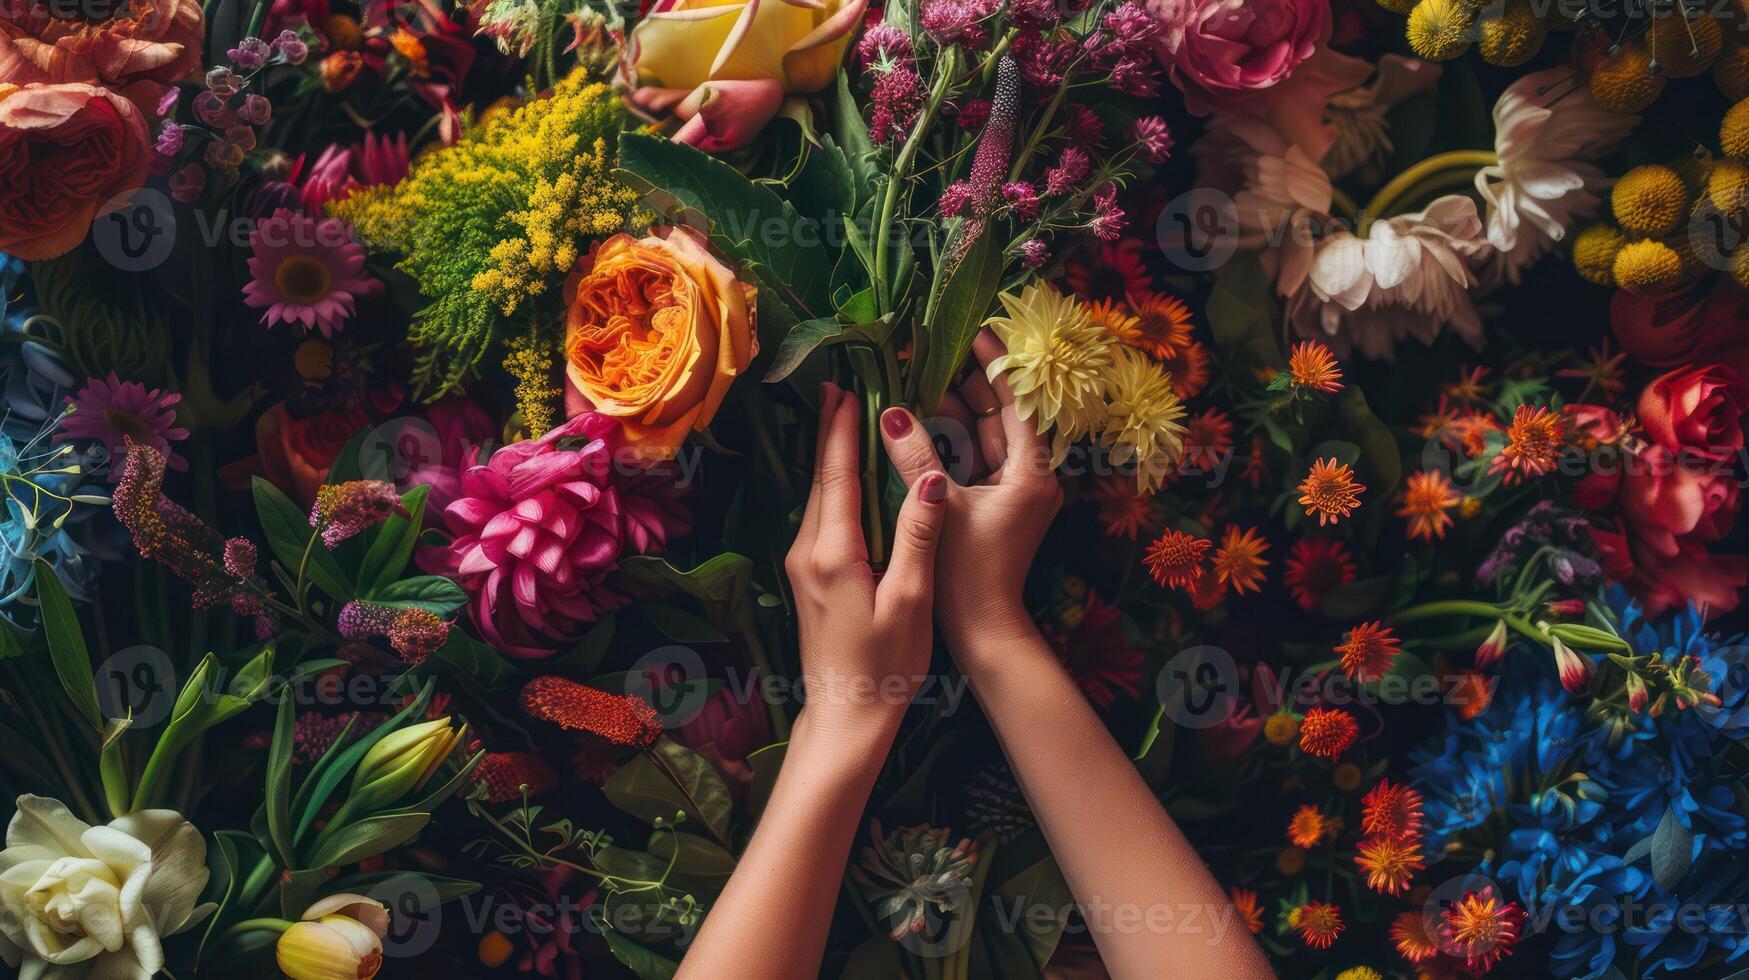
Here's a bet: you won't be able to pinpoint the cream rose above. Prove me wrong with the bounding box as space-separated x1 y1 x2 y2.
0 796 212 980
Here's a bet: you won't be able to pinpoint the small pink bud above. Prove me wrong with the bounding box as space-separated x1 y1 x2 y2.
1474 620 1508 670
1552 636 1594 696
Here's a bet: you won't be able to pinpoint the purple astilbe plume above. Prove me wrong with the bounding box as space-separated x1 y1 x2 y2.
310 480 410 548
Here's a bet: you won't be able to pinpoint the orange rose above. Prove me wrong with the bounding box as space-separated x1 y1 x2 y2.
0 81 150 260
562 226 757 460
0 0 204 95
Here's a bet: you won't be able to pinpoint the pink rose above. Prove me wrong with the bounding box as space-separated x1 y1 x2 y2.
1616 444 1739 556
1638 363 1748 461
1593 528 1747 619
1148 0 1329 115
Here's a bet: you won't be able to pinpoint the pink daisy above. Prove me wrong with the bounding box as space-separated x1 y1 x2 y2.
242 208 381 336
58 373 190 480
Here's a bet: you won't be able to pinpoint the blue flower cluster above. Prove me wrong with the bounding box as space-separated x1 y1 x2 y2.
1409 594 1749 978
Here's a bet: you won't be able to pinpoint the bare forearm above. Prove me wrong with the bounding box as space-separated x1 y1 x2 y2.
677 709 896 980
950 616 1273 980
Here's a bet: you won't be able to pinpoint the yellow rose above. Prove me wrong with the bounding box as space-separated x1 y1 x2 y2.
562 226 758 460
620 0 868 151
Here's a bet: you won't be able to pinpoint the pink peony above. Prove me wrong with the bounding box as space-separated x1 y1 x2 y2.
1147 0 1329 115
420 413 690 658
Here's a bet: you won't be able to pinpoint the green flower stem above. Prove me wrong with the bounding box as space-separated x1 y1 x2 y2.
874 47 960 315
227 918 293 935
1388 600 1548 646
1356 149 1498 236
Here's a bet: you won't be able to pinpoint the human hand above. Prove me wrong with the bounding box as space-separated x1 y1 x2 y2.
785 381 948 736
878 331 1062 658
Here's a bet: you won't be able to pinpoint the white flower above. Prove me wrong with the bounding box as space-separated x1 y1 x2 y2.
1474 67 1639 285
0 796 212 980
1287 194 1487 359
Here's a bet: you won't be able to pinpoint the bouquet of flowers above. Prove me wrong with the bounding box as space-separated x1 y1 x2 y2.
7 0 1749 976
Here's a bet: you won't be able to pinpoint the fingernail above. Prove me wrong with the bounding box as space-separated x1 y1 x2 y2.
919 472 947 502
881 407 913 438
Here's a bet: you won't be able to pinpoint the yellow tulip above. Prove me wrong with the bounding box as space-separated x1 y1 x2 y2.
350 717 467 812
276 894 391 980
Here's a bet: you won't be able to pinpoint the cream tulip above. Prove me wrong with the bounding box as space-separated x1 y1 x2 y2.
275 893 391 980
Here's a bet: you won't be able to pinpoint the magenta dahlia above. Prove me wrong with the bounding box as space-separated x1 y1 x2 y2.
58 373 190 480
420 413 689 658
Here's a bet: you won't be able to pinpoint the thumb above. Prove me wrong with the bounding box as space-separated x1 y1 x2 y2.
879 471 948 618
880 407 947 488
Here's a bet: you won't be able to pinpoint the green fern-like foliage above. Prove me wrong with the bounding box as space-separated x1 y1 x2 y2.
28 253 171 386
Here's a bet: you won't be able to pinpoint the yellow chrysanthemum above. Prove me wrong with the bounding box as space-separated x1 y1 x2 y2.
1611 165 1688 237
1377 0 1414 12
1407 0 1475 61
1707 158 1749 214
1613 239 1684 293
1336 969 1384 980
983 284 1117 465
1715 45 1749 101
1589 43 1665 112
1478 0 1546 67
1649 12 1721 79
1097 346 1186 494
1572 223 1627 286
1722 99 1749 158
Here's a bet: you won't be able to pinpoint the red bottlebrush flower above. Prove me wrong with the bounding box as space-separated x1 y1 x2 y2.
1298 458 1365 526
337 600 450 665
1229 887 1264 934
1284 538 1356 611
1361 779 1425 842
1293 900 1343 949
1287 341 1343 394
1336 621 1401 681
1354 835 1424 895
1211 525 1269 594
1298 707 1358 759
964 57 1018 217
1046 593 1144 709
1144 529 1212 589
521 676 663 748
1286 805 1326 848
1490 404 1567 485
310 480 409 548
1438 887 1524 972
1390 910 1441 963
1397 470 1462 542
474 751 559 803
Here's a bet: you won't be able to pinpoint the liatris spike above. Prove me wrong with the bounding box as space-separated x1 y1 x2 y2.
311 481 410 548
337 600 451 665
520 675 664 748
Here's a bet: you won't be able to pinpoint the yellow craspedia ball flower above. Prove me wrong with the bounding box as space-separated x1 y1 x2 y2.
1613 239 1684 293
1573 223 1628 286
1715 45 1749 101
1649 13 1722 78
1407 0 1475 61
1378 0 1415 12
1264 711 1301 746
1733 243 1749 288
1479 0 1547 67
1337 970 1385 980
1612 165 1689 236
1708 158 1749 213
1590 43 1666 112
1722 99 1749 158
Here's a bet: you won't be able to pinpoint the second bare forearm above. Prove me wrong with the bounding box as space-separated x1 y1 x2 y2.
952 625 1273 979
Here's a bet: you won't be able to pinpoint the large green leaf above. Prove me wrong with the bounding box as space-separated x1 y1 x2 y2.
251 477 352 602
602 930 678 980
304 812 432 869
373 575 468 618
764 317 851 382
915 231 1002 413
357 485 428 597
264 696 297 867
602 738 733 842
33 559 102 730
619 553 755 636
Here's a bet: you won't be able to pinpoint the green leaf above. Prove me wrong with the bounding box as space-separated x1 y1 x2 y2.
640 602 728 645
293 683 435 839
831 73 878 203
603 738 733 841
990 855 1071 969
358 485 429 597
787 134 858 229
764 316 851 382
373 575 468 618
1204 252 1282 371
550 615 617 675
404 630 517 691
915 231 1002 413
98 716 132 819
619 553 755 636
265 696 297 867
252 477 353 603
33 559 102 730
325 871 480 913
304 812 431 870
602 930 678 980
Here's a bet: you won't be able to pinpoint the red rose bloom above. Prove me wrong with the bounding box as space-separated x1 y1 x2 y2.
0 81 150 260
1638 364 1748 462
1592 528 1748 618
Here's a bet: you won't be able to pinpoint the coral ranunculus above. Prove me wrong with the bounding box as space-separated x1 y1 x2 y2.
0 81 150 260
562 226 757 461
620 0 867 151
1147 0 1330 115
0 0 204 98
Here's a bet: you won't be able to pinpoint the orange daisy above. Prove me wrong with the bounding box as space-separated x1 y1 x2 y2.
1125 290 1196 358
1284 538 1356 611
1298 707 1359 759
1354 835 1424 895
1555 341 1627 401
1397 470 1463 541
1444 364 1491 406
1360 779 1424 841
1490 405 1566 485
1188 567 1228 611
1298 458 1365 526
1085 297 1142 345
1212 525 1269 594
1229 887 1264 934
1180 407 1234 474
1086 474 1159 538
1158 339 1211 400
1438 887 1524 972
1242 435 1269 488
1143 529 1211 589
1287 805 1327 847
1293 900 1344 949
1337 621 1401 680
1390 910 1441 963
1287 340 1343 394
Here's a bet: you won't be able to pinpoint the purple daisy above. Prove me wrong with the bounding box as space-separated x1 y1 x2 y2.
242 208 381 336
57 373 190 480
